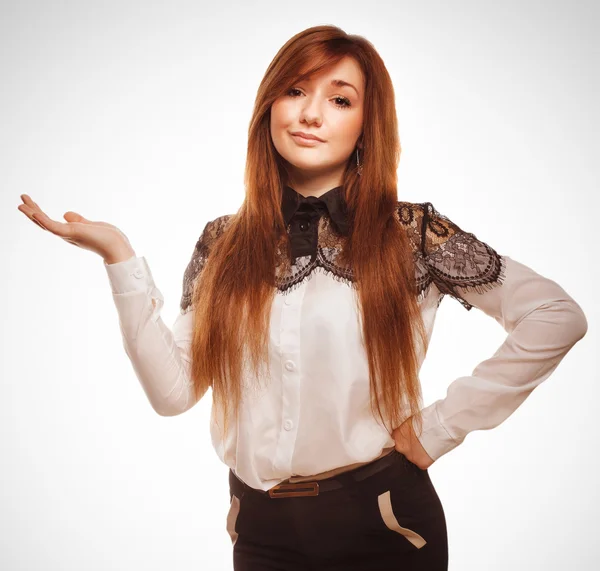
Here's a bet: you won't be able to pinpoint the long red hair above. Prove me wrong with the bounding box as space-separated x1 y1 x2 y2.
189 25 429 447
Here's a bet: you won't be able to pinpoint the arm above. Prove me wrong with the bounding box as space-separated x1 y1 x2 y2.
415 202 588 462
104 255 202 417
103 216 230 416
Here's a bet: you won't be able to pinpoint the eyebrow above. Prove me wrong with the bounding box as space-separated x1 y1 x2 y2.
330 79 359 96
298 77 360 97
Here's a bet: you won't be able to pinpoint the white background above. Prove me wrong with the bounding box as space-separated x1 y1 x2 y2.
2 0 598 569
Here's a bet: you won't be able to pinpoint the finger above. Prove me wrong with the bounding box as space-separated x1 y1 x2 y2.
21 194 43 213
20 195 51 224
18 204 43 227
30 215 49 231
30 211 72 238
63 211 111 227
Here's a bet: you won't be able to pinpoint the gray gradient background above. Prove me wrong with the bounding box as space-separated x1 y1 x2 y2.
2 1 598 569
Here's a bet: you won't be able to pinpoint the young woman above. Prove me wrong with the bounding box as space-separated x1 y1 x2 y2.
18 25 588 571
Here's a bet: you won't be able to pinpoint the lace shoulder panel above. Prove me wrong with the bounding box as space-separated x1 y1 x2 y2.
419 201 506 311
179 214 234 314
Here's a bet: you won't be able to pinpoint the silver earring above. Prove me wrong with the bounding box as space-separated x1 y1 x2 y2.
356 147 363 176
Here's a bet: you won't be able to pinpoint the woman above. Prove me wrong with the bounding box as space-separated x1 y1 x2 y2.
17 25 588 571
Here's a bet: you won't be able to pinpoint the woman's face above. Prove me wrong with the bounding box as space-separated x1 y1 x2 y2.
270 56 365 188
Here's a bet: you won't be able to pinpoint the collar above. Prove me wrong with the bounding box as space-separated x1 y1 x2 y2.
281 184 350 235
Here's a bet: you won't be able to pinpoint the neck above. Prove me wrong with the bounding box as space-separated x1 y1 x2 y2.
286 170 344 199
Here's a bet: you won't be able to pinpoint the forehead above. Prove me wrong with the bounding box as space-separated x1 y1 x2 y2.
299 57 364 91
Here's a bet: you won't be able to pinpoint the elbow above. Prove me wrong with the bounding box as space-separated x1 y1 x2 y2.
153 393 198 417
152 391 191 417
562 299 589 344
155 406 184 417
525 298 589 350
572 308 588 342
153 385 206 417
153 402 186 417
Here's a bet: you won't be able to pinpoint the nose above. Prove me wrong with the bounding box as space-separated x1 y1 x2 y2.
300 98 322 127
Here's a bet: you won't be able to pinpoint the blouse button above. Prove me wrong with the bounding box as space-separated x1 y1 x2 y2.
299 221 310 232
284 360 295 371
284 297 292 306
133 269 144 279
284 419 294 431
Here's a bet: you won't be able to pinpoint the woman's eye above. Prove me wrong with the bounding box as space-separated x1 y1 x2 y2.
333 96 351 109
286 89 352 109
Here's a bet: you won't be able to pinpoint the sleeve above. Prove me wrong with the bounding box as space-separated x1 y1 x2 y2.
104 219 219 416
414 202 589 462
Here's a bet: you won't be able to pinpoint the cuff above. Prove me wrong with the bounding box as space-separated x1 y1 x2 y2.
104 255 155 294
412 401 461 462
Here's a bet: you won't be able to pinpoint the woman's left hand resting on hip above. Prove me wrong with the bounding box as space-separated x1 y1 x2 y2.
392 417 435 470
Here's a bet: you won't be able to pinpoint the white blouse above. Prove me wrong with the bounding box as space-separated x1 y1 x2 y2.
103 196 588 492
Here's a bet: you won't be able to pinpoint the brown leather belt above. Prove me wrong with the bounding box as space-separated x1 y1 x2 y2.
229 449 404 499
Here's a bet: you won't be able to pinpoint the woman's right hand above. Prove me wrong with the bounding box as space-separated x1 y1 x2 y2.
17 194 136 264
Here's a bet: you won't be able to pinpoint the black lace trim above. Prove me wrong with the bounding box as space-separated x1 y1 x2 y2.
179 201 505 313
179 215 231 315
274 215 355 294
420 202 506 310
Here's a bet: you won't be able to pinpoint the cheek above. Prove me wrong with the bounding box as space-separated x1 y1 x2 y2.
271 100 294 130
326 116 362 153
335 113 362 137
270 103 292 154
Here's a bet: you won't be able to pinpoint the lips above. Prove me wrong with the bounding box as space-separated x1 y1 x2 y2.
290 132 325 142
290 133 324 146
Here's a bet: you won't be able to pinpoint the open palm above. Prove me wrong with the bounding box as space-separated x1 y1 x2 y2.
17 194 134 262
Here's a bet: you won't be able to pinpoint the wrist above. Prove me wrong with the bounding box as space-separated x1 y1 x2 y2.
103 248 136 265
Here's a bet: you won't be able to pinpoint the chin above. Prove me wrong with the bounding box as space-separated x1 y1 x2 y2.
288 160 331 173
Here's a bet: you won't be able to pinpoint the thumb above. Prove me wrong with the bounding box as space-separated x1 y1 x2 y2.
63 211 91 223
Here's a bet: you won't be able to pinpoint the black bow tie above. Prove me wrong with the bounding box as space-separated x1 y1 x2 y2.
280 184 350 262
281 185 350 235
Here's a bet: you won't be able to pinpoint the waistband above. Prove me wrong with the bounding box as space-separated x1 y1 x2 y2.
229 449 404 499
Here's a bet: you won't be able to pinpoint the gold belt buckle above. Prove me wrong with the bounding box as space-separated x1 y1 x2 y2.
268 481 319 498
